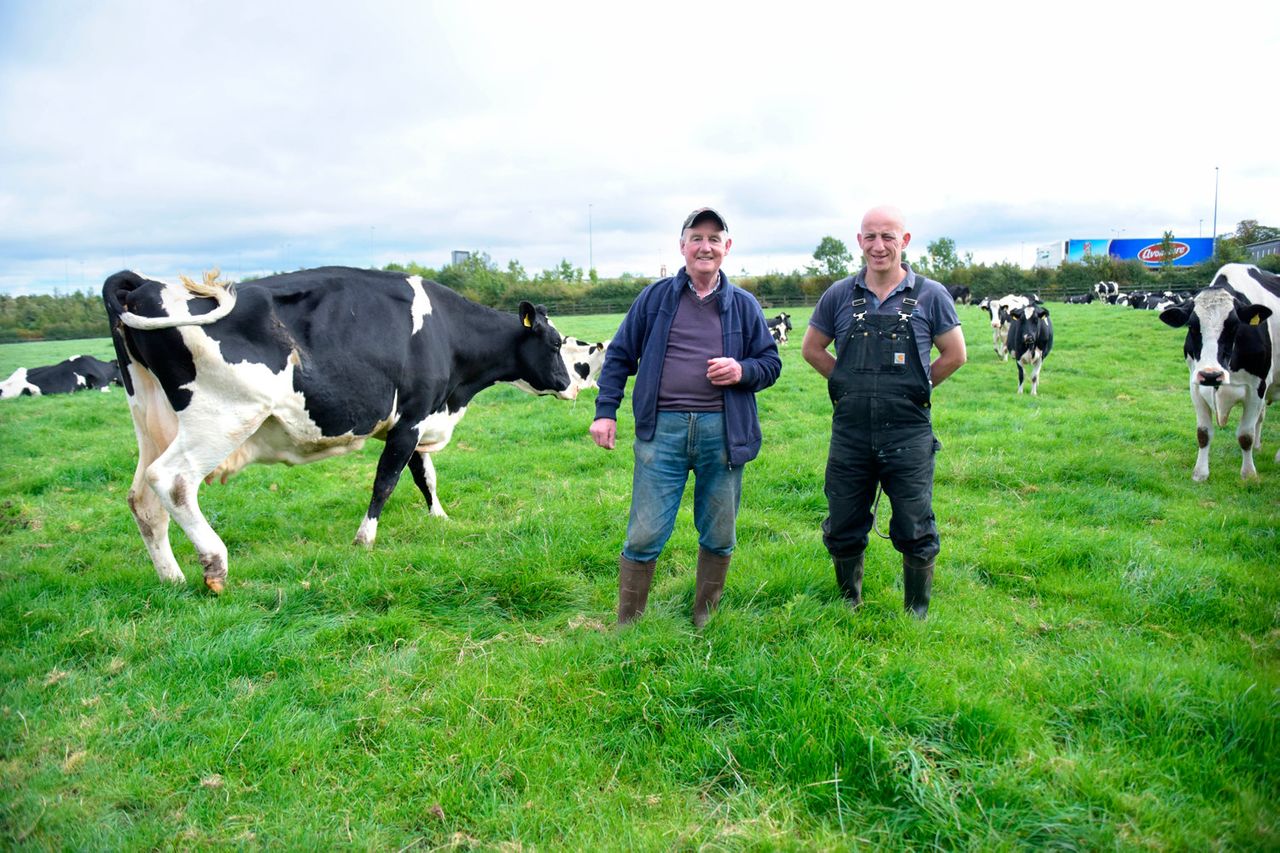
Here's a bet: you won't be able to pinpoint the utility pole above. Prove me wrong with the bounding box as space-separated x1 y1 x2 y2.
588 204 594 274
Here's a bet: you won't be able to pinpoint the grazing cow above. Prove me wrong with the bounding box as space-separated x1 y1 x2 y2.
980 294 1033 359
767 312 792 345
409 337 611 518
104 266 583 592
946 285 971 305
1159 264 1280 481
1005 305 1054 395
0 355 121 399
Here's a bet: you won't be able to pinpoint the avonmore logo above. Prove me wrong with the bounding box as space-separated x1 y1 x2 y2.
1138 242 1190 263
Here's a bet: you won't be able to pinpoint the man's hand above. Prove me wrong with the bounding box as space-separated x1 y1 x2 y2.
589 417 617 450
706 357 742 386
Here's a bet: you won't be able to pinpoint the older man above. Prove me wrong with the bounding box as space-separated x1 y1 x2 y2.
802 206 966 618
590 208 781 627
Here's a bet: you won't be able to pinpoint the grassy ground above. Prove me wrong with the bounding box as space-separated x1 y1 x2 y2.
1 304 1277 850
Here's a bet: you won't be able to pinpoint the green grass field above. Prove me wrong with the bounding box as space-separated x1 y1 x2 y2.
2 304 1276 849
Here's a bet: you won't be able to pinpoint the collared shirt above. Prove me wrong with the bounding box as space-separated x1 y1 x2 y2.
686 275 723 302
809 263 961 377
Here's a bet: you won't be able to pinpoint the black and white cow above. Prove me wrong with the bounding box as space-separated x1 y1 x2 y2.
1064 292 1095 304
1159 264 1280 481
946 285 971 305
0 355 121 399
104 266 586 592
1094 281 1120 303
407 337 610 518
1005 304 1053 395
767 312 792 345
980 294 1033 360
1152 292 1192 313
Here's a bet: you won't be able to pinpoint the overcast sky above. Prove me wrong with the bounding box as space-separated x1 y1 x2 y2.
1 0 1277 295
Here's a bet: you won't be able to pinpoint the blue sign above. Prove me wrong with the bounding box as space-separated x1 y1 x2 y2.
1067 238 1214 267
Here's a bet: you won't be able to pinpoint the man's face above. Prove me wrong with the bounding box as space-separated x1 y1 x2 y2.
680 221 731 277
857 213 910 275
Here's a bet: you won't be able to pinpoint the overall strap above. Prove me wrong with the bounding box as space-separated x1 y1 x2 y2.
850 296 868 321
897 295 920 323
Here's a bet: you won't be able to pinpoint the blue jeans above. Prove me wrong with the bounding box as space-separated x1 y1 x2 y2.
623 411 744 563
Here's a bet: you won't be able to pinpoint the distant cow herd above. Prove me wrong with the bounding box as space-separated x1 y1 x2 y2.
1062 280 1195 312
1 262 1274 591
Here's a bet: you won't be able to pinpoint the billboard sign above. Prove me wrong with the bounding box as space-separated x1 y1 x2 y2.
1065 240 1110 263
1066 237 1214 267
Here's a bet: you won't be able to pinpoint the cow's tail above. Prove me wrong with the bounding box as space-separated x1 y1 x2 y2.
104 269 237 330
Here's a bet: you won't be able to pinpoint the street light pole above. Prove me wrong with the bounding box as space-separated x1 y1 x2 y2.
1212 166 1219 259
588 204 593 274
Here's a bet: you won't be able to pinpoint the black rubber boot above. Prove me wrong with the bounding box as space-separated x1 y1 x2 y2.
617 555 656 625
833 553 865 609
903 555 934 620
692 548 730 628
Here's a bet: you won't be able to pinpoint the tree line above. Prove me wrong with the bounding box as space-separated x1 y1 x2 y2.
4 221 1277 342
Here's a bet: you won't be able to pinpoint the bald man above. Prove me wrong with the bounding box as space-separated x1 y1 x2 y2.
802 206 966 618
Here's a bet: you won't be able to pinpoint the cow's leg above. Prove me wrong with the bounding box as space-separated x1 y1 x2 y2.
1190 385 1214 482
1016 362 1026 394
355 424 421 547
1262 406 1280 465
1237 392 1265 479
1030 358 1043 396
408 449 448 519
124 396 184 584
144 412 268 593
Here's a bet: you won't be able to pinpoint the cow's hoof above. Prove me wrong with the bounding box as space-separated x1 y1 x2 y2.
204 577 225 595
1192 471 1209 483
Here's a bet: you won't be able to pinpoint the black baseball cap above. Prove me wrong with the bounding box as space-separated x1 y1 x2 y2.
680 207 728 235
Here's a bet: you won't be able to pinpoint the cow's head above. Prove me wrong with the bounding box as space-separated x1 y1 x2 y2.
1011 305 1050 347
994 303 1013 330
511 302 576 399
1161 288 1272 390
562 337 610 391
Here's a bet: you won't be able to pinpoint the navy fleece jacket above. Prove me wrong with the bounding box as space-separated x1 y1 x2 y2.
594 268 782 466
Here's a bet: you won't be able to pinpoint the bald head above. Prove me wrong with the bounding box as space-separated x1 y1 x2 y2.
860 205 906 236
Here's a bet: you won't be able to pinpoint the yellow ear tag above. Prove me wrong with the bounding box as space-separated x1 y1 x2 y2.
1250 315 1262 326
523 315 532 328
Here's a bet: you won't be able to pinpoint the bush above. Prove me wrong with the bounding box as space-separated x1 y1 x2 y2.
1257 254 1280 274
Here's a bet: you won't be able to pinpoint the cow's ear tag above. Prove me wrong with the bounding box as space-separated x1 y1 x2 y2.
1250 314 1262 326
523 315 532 328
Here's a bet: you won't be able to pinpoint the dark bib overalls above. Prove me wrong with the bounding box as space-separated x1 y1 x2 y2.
822 295 941 561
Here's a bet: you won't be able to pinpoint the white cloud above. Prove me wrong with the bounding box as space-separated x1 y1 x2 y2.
1 0 1277 294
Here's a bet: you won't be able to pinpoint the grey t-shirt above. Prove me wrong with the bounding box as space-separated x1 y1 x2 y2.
808 264 960 378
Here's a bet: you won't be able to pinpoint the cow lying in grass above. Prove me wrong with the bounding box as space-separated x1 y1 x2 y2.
1 355 121 399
